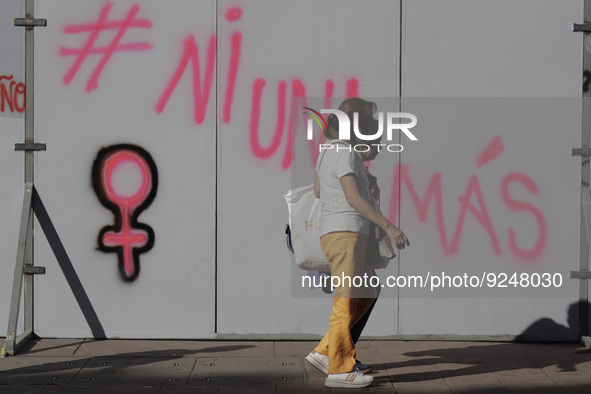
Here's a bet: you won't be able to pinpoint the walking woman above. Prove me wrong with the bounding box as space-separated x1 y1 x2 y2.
306 98 409 389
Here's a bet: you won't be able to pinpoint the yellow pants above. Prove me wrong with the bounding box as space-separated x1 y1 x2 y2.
314 231 377 374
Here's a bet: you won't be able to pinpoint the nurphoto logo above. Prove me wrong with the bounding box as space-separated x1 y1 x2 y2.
303 107 418 153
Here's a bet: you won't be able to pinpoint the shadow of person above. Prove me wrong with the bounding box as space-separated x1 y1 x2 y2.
373 301 591 384
517 301 586 343
0 344 256 385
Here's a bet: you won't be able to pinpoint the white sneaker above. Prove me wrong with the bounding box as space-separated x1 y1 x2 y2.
325 367 374 388
305 351 329 374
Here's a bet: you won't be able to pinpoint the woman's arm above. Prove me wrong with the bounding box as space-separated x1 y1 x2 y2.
339 174 409 249
314 171 320 198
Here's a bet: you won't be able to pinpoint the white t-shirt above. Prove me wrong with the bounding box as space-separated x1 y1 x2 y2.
316 140 371 236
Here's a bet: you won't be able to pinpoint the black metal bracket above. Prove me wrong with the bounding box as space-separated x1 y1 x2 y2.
14 17 47 29
572 147 591 157
24 265 45 275
574 23 591 32
571 270 591 279
14 143 46 152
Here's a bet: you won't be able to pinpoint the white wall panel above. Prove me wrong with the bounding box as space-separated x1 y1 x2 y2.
402 0 582 98
216 0 401 336
33 0 216 338
400 0 583 340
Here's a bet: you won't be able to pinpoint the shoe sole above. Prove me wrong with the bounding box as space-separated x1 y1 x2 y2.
325 379 373 388
305 353 329 375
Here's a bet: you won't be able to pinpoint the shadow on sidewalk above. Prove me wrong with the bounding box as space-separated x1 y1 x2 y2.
369 301 591 387
0 343 256 385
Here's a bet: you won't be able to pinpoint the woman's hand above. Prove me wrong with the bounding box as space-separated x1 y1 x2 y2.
384 223 410 250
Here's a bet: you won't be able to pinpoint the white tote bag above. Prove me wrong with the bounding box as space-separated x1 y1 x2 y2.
284 184 331 272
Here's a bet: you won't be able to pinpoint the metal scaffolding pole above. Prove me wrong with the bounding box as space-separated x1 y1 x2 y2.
1 0 47 357
571 0 591 348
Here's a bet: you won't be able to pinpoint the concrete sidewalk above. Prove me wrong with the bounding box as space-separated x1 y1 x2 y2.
0 338 590 393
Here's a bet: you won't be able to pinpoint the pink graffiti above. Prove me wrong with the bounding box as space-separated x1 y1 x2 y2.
225 7 243 21
347 78 359 97
101 150 152 279
60 3 153 92
477 135 504 167
250 79 286 158
60 6 365 170
390 137 547 261
282 79 308 169
224 33 242 123
153 5 362 153
501 173 547 261
156 35 216 124
452 175 501 255
390 167 449 253
249 77 359 169
157 7 243 124
223 8 243 123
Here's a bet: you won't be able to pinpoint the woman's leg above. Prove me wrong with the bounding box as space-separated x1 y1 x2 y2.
351 270 381 344
314 232 374 374
350 298 377 344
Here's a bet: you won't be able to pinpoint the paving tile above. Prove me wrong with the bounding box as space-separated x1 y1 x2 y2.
497 382 564 394
74 340 272 359
515 343 583 360
385 356 442 381
384 356 451 393
469 343 532 360
393 382 452 393
331 383 395 393
192 341 275 358
70 357 196 387
0 340 590 392
217 386 277 394
374 340 429 356
0 356 88 386
485 358 549 380
18 339 84 357
537 364 591 391
440 363 509 394
0 386 45 394
160 387 219 394
73 340 198 358
277 385 328 394
189 356 305 387
98 387 161 393
41 388 102 393
562 384 591 394
374 344 432 367
355 341 383 364
44 388 161 394
416 341 482 350
274 341 316 357
422 347 484 364
366 363 393 378
304 358 329 386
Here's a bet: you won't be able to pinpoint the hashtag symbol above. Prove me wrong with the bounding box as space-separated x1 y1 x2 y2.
59 2 152 92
